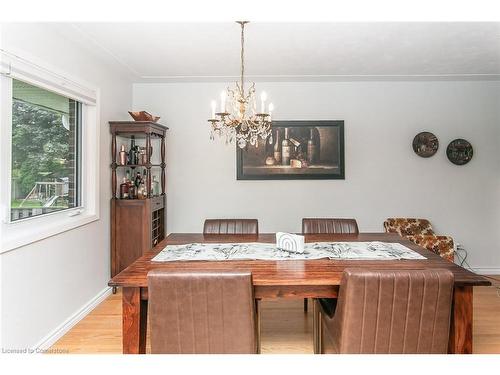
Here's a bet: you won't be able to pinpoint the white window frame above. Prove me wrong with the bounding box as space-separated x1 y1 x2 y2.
0 50 100 253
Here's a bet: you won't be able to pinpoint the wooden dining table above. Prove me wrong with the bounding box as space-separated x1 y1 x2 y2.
108 232 490 354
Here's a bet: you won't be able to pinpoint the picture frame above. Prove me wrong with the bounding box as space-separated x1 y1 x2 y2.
236 120 345 180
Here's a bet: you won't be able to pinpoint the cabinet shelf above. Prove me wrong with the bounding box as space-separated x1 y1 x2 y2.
113 164 163 169
113 196 164 202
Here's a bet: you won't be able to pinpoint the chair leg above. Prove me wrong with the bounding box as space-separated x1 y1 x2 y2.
312 299 322 354
304 298 308 312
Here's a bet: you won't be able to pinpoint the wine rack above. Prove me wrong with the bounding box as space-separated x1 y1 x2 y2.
151 207 165 246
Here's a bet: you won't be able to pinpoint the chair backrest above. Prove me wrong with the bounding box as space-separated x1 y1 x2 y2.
383 218 434 236
203 219 259 235
148 270 257 354
331 268 454 354
302 218 359 234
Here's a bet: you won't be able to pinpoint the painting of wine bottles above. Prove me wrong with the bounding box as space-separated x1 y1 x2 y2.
237 120 344 180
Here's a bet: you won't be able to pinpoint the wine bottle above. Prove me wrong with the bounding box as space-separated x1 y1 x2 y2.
119 177 129 199
273 128 282 163
281 127 291 165
307 128 317 164
137 181 146 200
128 136 137 165
137 170 147 199
143 169 148 198
128 184 136 199
134 171 141 190
126 170 134 199
152 176 160 196
142 179 148 199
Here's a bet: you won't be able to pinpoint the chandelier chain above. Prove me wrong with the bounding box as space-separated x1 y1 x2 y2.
240 22 245 92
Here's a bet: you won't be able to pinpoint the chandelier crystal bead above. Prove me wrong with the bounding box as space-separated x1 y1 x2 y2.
208 21 274 149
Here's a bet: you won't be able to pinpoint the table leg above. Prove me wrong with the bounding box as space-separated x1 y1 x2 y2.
122 287 148 354
448 286 473 354
312 299 322 354
255 299 261 354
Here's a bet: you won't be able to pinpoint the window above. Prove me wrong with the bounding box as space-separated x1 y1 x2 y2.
10 79 82 221
0 51 100 252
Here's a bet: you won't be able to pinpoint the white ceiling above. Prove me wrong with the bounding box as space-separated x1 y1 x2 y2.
70 22 500 82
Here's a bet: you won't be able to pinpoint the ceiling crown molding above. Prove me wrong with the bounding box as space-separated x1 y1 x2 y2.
137 73 500 83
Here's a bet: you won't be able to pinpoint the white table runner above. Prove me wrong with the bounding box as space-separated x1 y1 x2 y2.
152 241 426 262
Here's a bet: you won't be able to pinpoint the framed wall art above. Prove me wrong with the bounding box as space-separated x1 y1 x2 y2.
236 120 345 180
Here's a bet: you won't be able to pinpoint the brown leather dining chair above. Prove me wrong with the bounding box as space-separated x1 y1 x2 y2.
302 218 359 312
302 218 359 235
314 268 454 354
148 270 260 354
203 219 259 235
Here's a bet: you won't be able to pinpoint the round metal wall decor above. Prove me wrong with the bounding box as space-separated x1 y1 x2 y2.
447 139 473 165
412 132 439 158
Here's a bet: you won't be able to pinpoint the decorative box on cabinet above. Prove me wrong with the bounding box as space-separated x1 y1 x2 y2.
109 121 168 291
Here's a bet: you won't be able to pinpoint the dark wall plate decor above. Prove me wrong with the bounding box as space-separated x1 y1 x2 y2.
412 131 439 158
447 139 473 165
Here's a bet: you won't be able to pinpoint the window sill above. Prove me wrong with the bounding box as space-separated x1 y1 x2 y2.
0 209 99 254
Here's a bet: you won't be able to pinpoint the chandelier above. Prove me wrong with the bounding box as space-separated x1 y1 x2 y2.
208 21 274 149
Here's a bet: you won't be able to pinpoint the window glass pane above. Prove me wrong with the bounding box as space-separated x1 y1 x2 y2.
10 79 81 221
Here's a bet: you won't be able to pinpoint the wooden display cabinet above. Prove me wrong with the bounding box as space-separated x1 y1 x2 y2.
109 121 168 288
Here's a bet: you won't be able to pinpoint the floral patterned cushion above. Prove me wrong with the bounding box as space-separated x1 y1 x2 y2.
383 218 454 262
383 218 435 236
406 235 454 262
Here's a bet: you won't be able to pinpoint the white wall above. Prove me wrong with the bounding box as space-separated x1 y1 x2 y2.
0 24 132 349
133 81 500 272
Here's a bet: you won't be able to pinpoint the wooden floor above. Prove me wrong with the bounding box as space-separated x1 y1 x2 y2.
50 283 500 354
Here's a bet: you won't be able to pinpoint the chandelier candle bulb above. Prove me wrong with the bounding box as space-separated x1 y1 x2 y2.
220 91 226 113
260 91 267 113
268 102 274 120
211 100 216 119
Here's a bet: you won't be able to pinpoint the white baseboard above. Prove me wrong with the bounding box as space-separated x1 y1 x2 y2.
32 286 112 351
